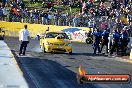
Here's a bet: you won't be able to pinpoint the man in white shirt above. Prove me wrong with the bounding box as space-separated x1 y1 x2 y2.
19 25 30 55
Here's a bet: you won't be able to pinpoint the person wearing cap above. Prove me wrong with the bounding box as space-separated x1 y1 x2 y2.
19 25 30 55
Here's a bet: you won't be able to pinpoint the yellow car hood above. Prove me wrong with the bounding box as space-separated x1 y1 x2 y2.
45 38 70 44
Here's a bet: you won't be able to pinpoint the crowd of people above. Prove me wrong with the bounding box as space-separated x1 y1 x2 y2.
0 0 131 28
91 27 130 56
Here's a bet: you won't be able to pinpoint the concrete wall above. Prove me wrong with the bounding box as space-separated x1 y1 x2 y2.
0 21 91 42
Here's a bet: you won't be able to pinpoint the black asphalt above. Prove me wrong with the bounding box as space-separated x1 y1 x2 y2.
4 37 132 88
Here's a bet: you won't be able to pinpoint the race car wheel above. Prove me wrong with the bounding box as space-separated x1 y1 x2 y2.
69 51 72 55
86 37 93 44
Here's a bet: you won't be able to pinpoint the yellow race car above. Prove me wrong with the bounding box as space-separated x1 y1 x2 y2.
40 31 72 54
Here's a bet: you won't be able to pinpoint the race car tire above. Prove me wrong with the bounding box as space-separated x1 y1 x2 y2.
69 51 72 55
86 38 93 44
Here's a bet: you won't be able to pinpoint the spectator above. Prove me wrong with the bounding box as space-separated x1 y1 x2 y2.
26 10 33 23
47 13 53 25
0 6 3 20
26 10 32 23
7 0 10 6
121 28 129 55
128 25 132 37
82 1 86 14
61 13 67 26
2 0 6 7
99 19 108 31
20 1 25 10
33 9 39 24
40 11 44 24
124 0 129 7
100 29 109 54
2 7 8 21
20 9 24 23
43 12 48 24
66 12 71 26
47 1 53 9
88 18 96 29
93 29 101 54
117 19 125 30
12 0 17 8
110 29 121 56
73 15 79 27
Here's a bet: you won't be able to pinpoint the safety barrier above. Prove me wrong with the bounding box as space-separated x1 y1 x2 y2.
0 21 90 42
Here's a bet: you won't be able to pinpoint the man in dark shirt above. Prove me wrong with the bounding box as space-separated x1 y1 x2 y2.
100 29 109 54
121 29 129 56
110 29 120 55
92 29 101 54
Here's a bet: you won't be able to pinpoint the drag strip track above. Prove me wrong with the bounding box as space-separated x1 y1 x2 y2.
11 50 37 88
5 37 132 88
11 51 97 88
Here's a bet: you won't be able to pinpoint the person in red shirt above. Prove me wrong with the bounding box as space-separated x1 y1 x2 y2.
89 0 93 4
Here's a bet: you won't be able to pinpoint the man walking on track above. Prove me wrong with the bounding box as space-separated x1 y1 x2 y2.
19 25 30 55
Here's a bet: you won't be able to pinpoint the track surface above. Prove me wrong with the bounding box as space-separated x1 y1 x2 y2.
5 37 132 88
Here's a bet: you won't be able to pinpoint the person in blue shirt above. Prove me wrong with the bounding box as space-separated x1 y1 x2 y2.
121 29 129 56
110 29 120 55
92 29 101 54
100 29 109 54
